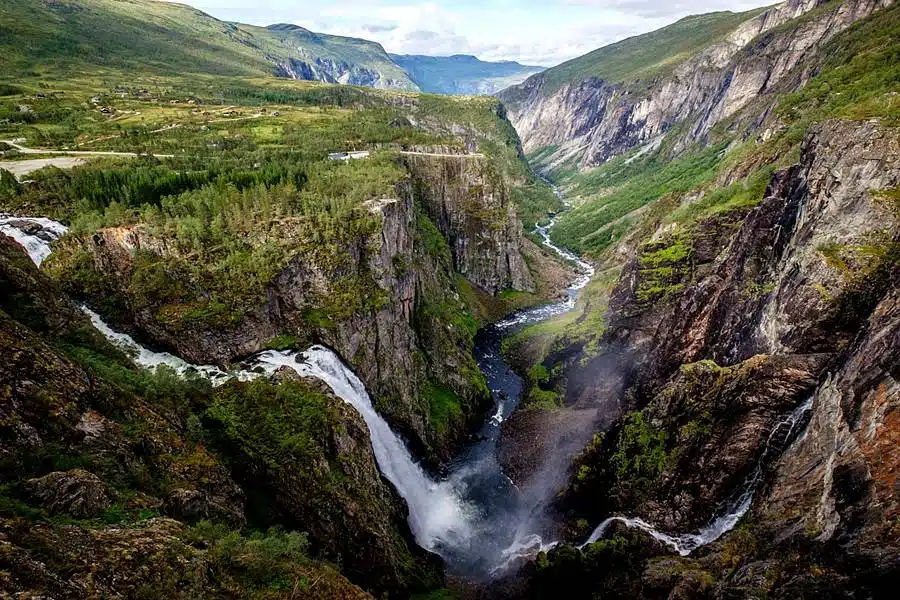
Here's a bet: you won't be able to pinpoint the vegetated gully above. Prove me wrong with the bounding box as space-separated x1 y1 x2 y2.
1 181 812 580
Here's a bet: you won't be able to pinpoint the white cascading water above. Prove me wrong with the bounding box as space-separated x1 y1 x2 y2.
2 208 812 573
245 349 473 549
88 314 472 549
0 214 69 266
581 396 815 553
81 305 254 384
0 215 471 554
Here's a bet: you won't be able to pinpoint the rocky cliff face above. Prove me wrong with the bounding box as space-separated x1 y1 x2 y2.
566 117 899 490
515 118 900 597
500 0 893 171
758 285 900 577
0 233 434 598
51 154 538 462
405 153 535 294
274 55 414 90
265 23 419 91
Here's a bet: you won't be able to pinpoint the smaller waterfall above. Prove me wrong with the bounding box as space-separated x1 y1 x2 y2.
81 306 252 385
581 396 815 554
0 214 69 266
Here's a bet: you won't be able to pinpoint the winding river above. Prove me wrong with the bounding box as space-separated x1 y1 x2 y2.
2 200 812 578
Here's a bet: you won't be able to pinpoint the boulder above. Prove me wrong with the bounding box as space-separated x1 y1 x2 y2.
26 470 111 518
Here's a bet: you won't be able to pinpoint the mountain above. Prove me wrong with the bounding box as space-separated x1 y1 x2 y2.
503 8 766 104
2 0 900 597
492 0 900 596
390 54 544 95
264 24 417 89
498 0 890 173
0 0 418 90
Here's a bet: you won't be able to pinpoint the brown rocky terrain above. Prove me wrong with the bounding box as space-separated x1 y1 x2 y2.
0 233 439 597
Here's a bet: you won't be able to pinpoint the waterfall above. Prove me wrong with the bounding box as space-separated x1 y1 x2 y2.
81 306 253 385
581 396 815 554
0 214 69 266
85 315 472 551
245 349 473 549
1 215 472 554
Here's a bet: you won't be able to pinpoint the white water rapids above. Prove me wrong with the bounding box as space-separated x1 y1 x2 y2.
581 396 815 554
0 214 69 266
3 210 814 575
1 214 470 552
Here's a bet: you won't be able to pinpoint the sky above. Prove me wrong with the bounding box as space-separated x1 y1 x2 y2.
164 0 774 67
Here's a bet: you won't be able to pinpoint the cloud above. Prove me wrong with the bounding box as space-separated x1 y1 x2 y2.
362 24 397 33
563 0 766 18
163 0 772 66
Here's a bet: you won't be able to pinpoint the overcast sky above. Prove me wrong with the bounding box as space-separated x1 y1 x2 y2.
164 0 773 66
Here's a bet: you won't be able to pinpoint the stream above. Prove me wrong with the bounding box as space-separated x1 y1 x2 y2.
2 204 813 579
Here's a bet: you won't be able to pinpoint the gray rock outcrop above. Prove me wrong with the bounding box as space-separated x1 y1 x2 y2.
500 0 893 172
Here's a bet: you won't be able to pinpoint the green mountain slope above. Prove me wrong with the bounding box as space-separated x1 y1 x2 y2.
502 7 768 106
390 54 544 95
0 0 417 89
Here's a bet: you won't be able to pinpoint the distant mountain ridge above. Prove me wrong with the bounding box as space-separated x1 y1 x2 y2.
0 0 418 90
0 0 547 96
390 54 545 95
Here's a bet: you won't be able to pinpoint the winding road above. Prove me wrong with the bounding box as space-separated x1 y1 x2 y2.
1 139 175 158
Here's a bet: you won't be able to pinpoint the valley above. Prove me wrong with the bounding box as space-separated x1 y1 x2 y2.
1 0 899 599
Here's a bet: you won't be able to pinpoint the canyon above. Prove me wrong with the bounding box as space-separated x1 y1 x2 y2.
1 0 899 598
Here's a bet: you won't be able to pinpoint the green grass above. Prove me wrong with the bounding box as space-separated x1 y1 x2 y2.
181 521 320 595
512 179 563 227
265 334 300 351
424 382 464 435
502 265 619 375
552 143 728 257
206 379 333 471
3 79 543 328
775 1 900 127
550 0 900 262
610 411 668 492
635 232 692 303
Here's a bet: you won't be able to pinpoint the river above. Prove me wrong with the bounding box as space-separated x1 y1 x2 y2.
2 201 811 579
435 208 596 577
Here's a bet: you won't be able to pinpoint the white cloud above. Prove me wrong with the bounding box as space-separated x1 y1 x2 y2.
563 0 766 18
163 0 773 66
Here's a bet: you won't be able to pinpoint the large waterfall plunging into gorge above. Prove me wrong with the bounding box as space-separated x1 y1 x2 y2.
2 211 814 577
247 349 473 549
